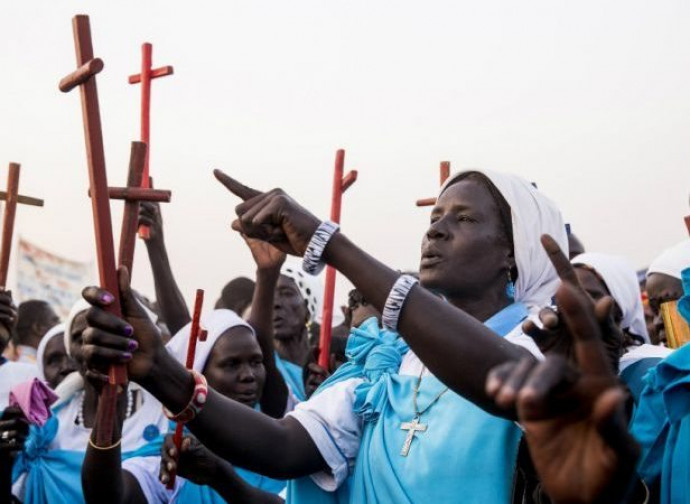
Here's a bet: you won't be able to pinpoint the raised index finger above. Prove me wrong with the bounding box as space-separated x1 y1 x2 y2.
213 169 262 201
541 234 580 287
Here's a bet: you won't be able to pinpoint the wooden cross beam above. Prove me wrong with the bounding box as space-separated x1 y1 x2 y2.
318 149 358 370
59 14 123 446
86 143 172 276
128 43 174 240
684 215 690 236
168 289 206 489
415 161 451 207
0 163 44 288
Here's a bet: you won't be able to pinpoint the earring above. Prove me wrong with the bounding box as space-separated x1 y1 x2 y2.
505 269 515 301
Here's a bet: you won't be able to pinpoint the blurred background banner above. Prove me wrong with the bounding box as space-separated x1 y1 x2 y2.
16 238 93 319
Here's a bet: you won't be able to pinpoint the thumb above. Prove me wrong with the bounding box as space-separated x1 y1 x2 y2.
117 267 147 320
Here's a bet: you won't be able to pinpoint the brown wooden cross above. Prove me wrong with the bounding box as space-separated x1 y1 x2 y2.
128 43 174 240
0 163 44 288
87 142 172 276
416 161 451 207
59 14 129 445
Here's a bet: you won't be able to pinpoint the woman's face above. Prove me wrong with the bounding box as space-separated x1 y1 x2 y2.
69 312 88 376
645 272 683 346
42 334 77 389
420 178 513 298
574 267 623 327
203 327 266 408
273 276 309 341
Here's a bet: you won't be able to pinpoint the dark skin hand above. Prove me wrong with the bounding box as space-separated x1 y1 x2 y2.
521 236 625 373
486 279 640 504
160 434 284 503
138 201 190 335
0 290 17 353
243 235 290 418
213 171 531 416
0 407 29 503
81 268 327 481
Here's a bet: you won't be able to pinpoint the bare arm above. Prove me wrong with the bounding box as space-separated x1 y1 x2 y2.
81 274 328 480
139 202 190 335
244 238 289 418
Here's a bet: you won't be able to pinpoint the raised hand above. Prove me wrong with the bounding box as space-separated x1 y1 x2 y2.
0 290 17 349
0 407 28 456
523 235 624 371
80 267 165 384
138 201 164 244
487 278 640 504
214 170 321 256
242 234 286 272
160 433 227 487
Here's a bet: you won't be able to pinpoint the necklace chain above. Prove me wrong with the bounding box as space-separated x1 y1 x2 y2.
412 366 449 418
76 388 134 426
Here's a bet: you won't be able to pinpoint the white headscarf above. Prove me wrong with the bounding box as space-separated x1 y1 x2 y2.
647 240 690 280
280 260 344 327
440 169 568 311
572 253 649 343
166 309 255 373
36 324 66 381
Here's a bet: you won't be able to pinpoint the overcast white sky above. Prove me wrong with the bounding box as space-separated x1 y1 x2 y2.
1 0 689 312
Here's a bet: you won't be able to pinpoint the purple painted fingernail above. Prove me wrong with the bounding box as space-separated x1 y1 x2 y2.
128 339 139 351
122 352 132 360
101 292 114 304
124 325 134 337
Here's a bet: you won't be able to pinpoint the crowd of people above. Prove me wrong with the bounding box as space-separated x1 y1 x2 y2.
0 167 689 504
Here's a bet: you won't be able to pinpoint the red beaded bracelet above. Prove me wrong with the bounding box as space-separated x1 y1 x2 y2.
163 370 208 424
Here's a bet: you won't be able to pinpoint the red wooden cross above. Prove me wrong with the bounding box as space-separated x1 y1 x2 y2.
0 163 44 288
128 43 173 240
60 14 126 445
684 215 690 237
168 289 207 489
415 161 451 207
318 149 358 370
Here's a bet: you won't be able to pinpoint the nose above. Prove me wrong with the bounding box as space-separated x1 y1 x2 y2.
425 218 448 241
238 363 256 382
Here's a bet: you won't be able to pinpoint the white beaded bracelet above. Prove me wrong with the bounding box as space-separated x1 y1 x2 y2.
302 220 340 275
382 274 419 331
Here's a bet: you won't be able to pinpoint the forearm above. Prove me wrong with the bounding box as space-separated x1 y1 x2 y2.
145 241 190 335
250 268 288 418
142 353 325 479
211 460 284 504
323 233 528 414
82 394 126 504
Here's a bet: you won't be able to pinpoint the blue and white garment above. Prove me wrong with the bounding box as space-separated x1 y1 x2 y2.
124 309 292 503
287 303 536 504
276 352 306 401
286 168 567 503
631 343 690 504
11 387 168 504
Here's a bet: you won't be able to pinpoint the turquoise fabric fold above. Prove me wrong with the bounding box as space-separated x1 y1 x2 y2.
289 303 529 504
12 411 162 504
632 343 690 504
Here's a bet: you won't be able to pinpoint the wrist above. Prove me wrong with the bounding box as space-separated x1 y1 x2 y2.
255 267 281 280
141 352 194 413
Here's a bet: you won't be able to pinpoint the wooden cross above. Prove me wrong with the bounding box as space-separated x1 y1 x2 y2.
59 14 125 446
0 163 44 288
128 43 173 240
399 416 427 456
684 215 690 236
318 149 358 370
87 142 172 276
415 161 451 207
168 289 207 489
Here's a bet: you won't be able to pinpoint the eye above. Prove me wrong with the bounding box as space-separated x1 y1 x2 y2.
457 214 474 223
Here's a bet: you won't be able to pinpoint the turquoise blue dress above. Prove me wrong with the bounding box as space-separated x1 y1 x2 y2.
275 352 306 401
631 266 690 504
289 302 529 504
11 408 162 504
